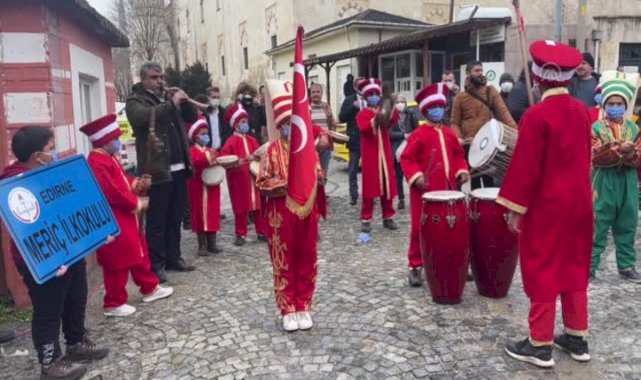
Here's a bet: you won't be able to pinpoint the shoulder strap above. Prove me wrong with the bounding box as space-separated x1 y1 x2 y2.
466 87 494 116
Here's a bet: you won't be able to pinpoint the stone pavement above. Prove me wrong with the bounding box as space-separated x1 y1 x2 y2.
2 162 641 379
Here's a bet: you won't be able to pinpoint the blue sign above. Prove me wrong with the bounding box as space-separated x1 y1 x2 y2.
0 155 120 284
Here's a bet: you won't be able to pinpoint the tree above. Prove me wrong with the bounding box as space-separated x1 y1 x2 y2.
112 0 133 101
180 62 212 97
164 66 182 88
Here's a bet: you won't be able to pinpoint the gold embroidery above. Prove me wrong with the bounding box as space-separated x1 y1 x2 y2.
268 207 294 313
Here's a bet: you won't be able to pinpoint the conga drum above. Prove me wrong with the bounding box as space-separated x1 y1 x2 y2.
468 188 518 298
420 191 470 304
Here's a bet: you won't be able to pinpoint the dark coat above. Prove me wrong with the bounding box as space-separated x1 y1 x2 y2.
507 71 541 124
339 94 362 151
125 83 193 184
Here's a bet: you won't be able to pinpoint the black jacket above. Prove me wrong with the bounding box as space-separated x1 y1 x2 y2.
506 70 541 124
125 83 193 184
389 109 419 155
339 94 362 151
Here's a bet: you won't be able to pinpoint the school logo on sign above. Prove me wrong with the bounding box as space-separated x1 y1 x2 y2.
8 187 40 224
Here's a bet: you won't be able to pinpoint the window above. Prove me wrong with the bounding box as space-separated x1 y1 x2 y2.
221 55 226 76
271 35 278 49
568 39 577 48
243 47 248 70
619 43 641 71
200 0 204 23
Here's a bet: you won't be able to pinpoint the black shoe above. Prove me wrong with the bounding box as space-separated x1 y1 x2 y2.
361 222 372 233
383 219 398 230
197 234 209 257
234 236 246 246
154 269 168 283
408 267 422 287
554 333 591 362
619 268 641 283
0 329 15 343
66 335 109 362
397 199 405 210
206 233 222 254
166 258 195 272
257 234 268 243
350 198 357 206
41 358 87 380
505 338 554 368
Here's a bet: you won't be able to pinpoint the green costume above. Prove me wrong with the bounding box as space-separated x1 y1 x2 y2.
591 118 639 274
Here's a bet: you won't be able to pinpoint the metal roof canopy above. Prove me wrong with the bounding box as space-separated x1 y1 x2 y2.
303 17 511 68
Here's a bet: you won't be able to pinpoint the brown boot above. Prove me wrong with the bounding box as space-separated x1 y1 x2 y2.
206 233 222 254
197 233 209 256
65 335 109 362
41 358 86 380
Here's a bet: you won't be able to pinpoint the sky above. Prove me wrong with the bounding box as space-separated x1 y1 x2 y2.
87 0 114 19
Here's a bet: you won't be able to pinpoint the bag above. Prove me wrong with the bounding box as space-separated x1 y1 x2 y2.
466 87 496 119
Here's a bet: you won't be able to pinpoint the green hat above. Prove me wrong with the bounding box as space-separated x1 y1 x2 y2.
601 79 636 108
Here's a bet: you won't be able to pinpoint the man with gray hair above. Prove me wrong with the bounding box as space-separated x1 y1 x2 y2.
309 83 335 182
126 62 196 282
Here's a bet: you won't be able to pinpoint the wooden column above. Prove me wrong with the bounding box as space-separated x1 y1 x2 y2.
422 40 431 86
368 56 374 77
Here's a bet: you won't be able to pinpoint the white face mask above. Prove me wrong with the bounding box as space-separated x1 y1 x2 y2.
209 98 221 108
500 82 514 93
395 102 406 112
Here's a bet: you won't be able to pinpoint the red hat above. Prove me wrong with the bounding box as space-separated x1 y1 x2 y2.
265 80 293 129
415 83 449 115
357 78 382 97
529 40 582 87
79 113 121 148
185 115 208 142
224 103 248 129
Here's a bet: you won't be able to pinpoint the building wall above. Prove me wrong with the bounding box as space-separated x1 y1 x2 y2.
596 17 641 71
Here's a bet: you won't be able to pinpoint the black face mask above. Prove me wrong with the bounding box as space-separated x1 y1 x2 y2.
242 96 253 106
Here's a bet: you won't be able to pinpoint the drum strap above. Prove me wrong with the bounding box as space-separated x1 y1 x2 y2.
466 88 495 119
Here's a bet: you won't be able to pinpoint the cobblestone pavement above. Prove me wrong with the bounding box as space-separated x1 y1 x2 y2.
2 162 641 379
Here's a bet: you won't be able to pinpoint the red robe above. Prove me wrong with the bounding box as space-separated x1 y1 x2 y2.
400 122 469 267
87 151 146 271
188 144 221 233
496 89 593 302
220 132 261 213
589 106 602 124
357 107 399 199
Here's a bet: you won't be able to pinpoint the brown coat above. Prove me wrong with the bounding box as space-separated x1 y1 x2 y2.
450 82 518 139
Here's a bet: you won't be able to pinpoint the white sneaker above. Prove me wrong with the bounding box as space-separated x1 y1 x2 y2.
104 304 136 317
142 286 174 303
296 312 313 330
282 313 299 332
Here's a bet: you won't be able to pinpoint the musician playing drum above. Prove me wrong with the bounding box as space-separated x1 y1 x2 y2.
186 117 223 256
400 83 469 287
591 78 641 283
498 40 593 368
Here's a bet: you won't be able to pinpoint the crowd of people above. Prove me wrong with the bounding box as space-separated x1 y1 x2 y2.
3 38 641 379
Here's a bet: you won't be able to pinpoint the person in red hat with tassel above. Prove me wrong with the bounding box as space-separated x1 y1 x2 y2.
498 40 593 367
80 114 174 318
185 116 223 256
400 83 469 287
220 103 266 246
356 78 400 233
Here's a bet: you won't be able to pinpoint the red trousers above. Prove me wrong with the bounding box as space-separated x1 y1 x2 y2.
234 210 265 237
265 197 319 315
407 189 424 268
361 197 395 221
529 290 589 344
102 261 159 308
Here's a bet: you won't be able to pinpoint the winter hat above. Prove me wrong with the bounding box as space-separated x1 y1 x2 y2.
600 79 636 108
224 103 249 129
79 113 121 148
356 78 382 97
582 52 595 69
415 83 449 115
529 40 582 87
185 116 208 142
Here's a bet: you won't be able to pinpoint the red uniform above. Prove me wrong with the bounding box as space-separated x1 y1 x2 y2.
589 106 602 124
357 107 399 221
219 133 265 237
256 138 324 315
187 145 221 233
87 151 159 308
400 121 468 268
497 89 593 343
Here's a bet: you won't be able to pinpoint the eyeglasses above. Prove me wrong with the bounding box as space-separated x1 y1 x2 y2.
149 74 165 80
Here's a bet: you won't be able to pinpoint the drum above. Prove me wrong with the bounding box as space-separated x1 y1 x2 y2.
468 119 517 179
327 130 350 144
217 154 239 168
201 166 225 186
468 188 518 298
420 191 470 304
249 161 260 177
254 142 270 158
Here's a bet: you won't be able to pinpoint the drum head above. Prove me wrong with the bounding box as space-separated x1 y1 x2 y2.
468 120 502 169
217 154 239 165
422 190 466 202
249 161 260 177
470 187 500 200
201 166 225 186
255 142 270 157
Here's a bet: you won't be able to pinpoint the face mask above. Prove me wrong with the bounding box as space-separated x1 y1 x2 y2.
605 104 626 119
281 125 291 139
427 107 445 122
500 82 514 93
198 134 211 146
395 102 406 112
239 122 250 134
107 139 122 155
209 98 220 108
38 151 59 164
242 95 253 106
445 81 454 90
367 95 381 107
594 93 603 106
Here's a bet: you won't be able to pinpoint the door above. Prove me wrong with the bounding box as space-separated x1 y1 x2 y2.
395 52 412 99
76 77 96 156
336 64 352 105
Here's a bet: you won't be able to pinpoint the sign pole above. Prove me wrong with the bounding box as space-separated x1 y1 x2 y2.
513 0 534 107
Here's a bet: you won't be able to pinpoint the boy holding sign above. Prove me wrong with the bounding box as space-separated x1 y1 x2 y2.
1 126 108 380
80 114 174 317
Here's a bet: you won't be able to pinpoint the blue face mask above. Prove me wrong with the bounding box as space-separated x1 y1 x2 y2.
109 139 122 154
605 104 626 119
594 93 603 106
239 122 250 134
198 134 211 146
427 107 445 122
39 151 59 163
367 95 381 107
281 126 291 139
